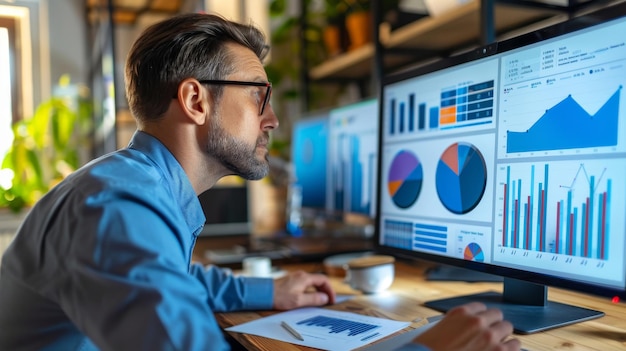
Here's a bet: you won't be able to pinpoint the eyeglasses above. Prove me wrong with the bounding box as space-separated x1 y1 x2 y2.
198 80 272 116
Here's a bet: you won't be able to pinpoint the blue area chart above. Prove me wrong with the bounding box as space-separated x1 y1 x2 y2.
387 150 423 209
436 142 487 214
507 86 621 153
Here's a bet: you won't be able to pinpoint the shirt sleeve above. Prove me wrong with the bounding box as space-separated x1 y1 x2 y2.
189 263 274 312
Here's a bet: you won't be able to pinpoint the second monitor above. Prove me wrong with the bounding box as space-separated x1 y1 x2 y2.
327 98 379 219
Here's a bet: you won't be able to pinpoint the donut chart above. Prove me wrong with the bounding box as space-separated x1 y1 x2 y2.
387 150 423 209
435 142 487 214
464 242 485 262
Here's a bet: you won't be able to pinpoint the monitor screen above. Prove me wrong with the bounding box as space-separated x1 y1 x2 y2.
291 112 329 209
376 2 626 334
198 181 251 237
328 98 379 218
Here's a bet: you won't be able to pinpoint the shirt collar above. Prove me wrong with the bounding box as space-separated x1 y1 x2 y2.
126 130 206 236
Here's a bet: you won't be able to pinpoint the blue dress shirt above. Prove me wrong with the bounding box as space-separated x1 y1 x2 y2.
0 131 273 351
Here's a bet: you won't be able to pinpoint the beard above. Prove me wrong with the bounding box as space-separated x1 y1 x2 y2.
205 116 270 180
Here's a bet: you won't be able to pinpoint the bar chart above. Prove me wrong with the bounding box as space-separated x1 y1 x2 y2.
226 307 410 351
387 79 495 136
327 99 379 217
495 160 626 261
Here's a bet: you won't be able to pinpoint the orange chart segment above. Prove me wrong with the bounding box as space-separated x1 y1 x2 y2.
388 180 403 196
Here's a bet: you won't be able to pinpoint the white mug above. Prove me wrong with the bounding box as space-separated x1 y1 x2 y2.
242 256 272 277
344 255 395 294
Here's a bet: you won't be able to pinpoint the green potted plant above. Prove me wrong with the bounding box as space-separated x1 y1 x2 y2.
0 75 92 213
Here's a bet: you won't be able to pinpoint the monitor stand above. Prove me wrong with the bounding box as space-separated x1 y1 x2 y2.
425 264 503 282
424 277 604 334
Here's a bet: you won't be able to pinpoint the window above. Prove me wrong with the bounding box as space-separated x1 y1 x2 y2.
0 1 42 158
0 26 11 159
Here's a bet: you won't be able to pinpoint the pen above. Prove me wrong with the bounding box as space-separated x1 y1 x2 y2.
281 321 304 341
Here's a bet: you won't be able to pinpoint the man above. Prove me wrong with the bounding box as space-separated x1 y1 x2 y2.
0 13 520 351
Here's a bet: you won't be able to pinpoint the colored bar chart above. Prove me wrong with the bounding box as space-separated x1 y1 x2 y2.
500 163 610 260
386 80 495 137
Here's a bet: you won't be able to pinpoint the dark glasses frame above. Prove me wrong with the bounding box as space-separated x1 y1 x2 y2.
198 80 272 116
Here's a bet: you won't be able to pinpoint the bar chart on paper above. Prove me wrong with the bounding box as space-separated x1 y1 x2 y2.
225 307 410 351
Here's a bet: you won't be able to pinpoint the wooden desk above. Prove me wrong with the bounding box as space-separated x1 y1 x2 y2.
215 260 626 351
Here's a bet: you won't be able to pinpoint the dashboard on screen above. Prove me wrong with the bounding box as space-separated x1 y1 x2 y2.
376 2 626 333
327 98 379 218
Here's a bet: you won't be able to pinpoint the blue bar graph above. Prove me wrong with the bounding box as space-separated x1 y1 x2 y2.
297 315 379 336
414 222 448 253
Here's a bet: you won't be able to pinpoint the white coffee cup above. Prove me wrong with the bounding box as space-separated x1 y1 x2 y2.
242 256 272 277
344 255 395 294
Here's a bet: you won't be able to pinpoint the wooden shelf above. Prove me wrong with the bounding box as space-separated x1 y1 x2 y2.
309 0 560 81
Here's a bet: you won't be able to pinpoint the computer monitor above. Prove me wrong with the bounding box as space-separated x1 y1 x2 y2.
198 179 251 237
376 2 626 334
291 111 330 210
327 98 379 219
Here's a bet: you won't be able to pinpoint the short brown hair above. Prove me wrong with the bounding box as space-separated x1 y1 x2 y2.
125 13 268 122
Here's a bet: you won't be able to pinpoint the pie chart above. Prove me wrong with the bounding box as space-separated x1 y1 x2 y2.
464 242 485 262
436 142 487 214
387 150 423 209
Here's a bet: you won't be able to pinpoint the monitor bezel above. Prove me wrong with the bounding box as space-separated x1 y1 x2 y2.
375 1 626 300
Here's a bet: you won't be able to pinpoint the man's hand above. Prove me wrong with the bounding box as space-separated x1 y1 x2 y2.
413 302 521 351
273 270 336 310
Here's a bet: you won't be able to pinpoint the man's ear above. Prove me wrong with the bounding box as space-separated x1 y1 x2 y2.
176 78 210 125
